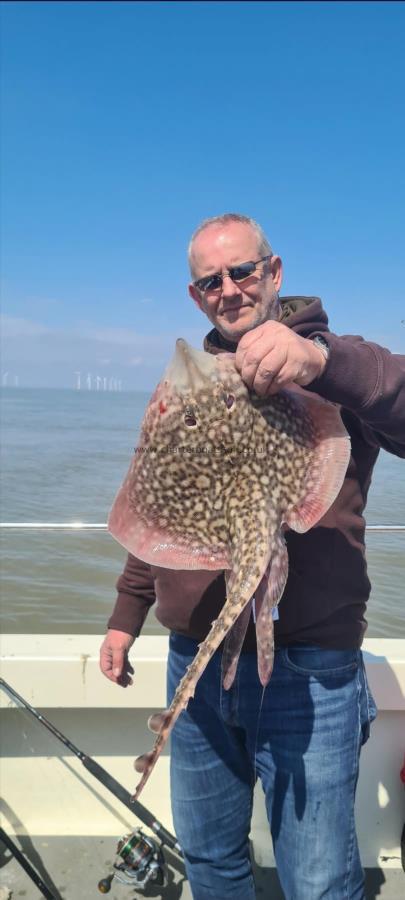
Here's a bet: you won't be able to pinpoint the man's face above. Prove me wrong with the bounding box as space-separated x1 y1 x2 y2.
188 221 283 343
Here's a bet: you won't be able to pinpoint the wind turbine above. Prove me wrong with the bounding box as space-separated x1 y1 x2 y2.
96 376 102 391
86 373 92 390
74 371 81 390
2 372 8 387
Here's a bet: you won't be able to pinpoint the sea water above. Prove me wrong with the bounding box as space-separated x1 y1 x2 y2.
0 387 404 637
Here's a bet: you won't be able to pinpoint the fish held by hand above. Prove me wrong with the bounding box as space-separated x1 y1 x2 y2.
108 339 351 799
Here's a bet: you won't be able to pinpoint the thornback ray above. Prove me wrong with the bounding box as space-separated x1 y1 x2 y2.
108 338 351 799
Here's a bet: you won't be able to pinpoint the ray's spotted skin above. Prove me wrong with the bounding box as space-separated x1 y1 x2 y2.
108 339 351 799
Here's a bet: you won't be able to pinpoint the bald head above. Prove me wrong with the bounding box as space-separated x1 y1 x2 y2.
188 213 273 279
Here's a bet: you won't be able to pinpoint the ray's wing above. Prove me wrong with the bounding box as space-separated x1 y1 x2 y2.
108 452 230 571
280 386 351 532
108 383 231 571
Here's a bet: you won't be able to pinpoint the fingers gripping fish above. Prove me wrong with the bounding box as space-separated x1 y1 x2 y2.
108 339 350 799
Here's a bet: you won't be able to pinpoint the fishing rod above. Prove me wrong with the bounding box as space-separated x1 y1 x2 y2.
0 827 57 899
0 677 182 894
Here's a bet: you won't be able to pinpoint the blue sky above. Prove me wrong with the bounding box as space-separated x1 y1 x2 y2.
1 0 404 389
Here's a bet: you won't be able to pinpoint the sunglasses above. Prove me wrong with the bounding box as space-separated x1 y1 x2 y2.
193 255 272 294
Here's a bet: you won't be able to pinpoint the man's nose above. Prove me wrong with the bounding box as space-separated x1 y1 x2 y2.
221 274 242 299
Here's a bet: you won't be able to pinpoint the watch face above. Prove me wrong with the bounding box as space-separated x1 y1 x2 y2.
313 336 329 358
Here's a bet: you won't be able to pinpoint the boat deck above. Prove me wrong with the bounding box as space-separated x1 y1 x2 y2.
0 835 404 899
1 636 404 898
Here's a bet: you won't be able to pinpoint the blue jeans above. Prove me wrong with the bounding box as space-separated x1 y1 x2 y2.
168 633 377 900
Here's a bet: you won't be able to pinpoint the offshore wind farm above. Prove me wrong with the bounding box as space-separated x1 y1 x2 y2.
74 372 122 391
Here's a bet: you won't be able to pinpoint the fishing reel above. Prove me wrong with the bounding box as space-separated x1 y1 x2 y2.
98 828 167 894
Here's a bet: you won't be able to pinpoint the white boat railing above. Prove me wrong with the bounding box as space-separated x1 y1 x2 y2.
1 522 404 531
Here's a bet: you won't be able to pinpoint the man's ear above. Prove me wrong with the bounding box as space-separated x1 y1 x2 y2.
270 256 283 291
188 283 203 310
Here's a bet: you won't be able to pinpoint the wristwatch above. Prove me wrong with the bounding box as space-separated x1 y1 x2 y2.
311 334 330 361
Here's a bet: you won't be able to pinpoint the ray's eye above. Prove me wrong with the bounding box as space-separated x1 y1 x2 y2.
184 406 197 426
224 393 235 409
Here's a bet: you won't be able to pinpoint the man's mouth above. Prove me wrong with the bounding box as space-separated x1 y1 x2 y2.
221 304 249 314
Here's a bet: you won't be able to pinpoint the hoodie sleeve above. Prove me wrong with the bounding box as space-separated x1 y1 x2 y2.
107 553 156 637
307 333 405 457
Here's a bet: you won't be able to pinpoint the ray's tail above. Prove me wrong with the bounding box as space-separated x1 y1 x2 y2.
132 586 253 800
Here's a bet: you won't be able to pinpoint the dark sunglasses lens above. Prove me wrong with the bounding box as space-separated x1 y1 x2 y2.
231 262 256 281
197 274 222 292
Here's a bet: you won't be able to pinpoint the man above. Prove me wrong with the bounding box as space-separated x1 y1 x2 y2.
100 214 405 899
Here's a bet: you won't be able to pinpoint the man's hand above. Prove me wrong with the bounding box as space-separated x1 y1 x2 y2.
99 629 135 688
235 321 327 396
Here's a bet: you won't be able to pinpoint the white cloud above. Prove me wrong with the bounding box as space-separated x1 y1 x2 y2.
0 315 52 338
0 313 197 388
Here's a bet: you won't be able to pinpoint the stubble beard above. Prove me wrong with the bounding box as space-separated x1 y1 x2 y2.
215 290 281 343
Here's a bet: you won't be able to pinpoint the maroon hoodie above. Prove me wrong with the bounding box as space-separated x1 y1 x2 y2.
107 297 405 650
